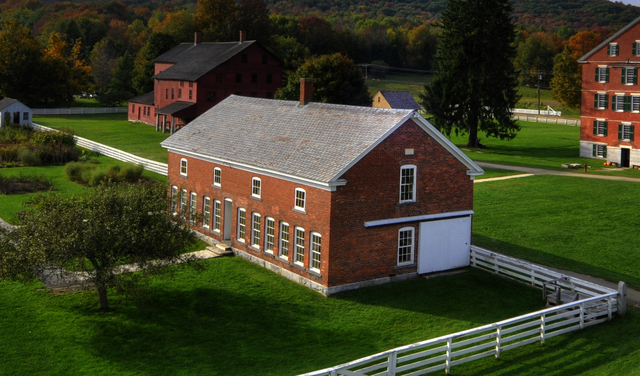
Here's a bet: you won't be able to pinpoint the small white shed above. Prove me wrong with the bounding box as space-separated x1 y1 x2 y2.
0 98 32 128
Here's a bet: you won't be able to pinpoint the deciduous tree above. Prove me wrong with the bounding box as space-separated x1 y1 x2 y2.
133 32 176 95
420 0 520 147
195 0 236 41
0 183 197 311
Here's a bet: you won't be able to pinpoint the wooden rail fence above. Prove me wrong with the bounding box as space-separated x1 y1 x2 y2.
512 115 581 126
32 123 168 176
33 107 128 115
300 247 624 376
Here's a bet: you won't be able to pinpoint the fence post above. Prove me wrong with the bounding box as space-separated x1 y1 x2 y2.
607 297 613 321
388 351 397 376
540 313 546 345
618 282 627 317
531 269 536 287
495 326 502 359
579 303 585 329
445 338 452 375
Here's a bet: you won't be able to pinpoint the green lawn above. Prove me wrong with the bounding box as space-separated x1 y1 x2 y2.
33 114 170 163
0 260 545 376
366 73 430 100
517 86 580 119
475 167 525 180
0 156 167 224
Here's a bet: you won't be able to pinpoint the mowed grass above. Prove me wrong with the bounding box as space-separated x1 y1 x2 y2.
0 156 167 224
0 260 545 376
517 86 580 119
33 114 170 163
474 175 640 290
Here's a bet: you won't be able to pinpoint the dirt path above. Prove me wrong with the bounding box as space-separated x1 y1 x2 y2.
476 162 640 183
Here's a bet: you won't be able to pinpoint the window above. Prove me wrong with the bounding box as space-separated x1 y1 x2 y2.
165 88 169 99
634 41 640 56
251 74 257 84
593 120 608 136
207 91 217 102
294 227 305 265
595 67 609 83
178 88 182 98
23 112 28 121
266 74 272 84
310 232 321 271
594 93 608 109
592 144 607 158
180 158 187 176
279 222 290 259
607 43 619 56
236 73 242 83
633 96 640 112
265 218 275 253
400 165 416 202
619 123 635 141
143 107 146 116
251 213 261 248
252 177 261 198
237 208 246 242
622 68 638 85
398 227 414 266
294 188 306 211
242 54 248 63
189 82 193 87
213 168 221 187
131 104 135 113
171 88 174 99
189 192 197 224
202 197 211 228
189 90 193 100
266 92 273 99
612 95 626 112
213 200 221 232
180 81 184 87
180 189 188 215
170 186 178 214
262 54 268 64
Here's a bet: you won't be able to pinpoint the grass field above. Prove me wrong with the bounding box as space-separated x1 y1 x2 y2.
0 260 546 376
517 86 580 119
0 156 167 224
33 114 170 163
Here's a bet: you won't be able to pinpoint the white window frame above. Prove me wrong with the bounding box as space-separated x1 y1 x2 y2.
621 123 633 141
624 67 636 85
400 165 417 203
202 196 211 228
180 189 188 216
294 188 306 211
594 144 607 158
595 120 607 136
294 227 305 266
251 212 261 249
632 96 640 112
609 43 619 56
398 227 415 266
613 94 625 112
252 177 261 198
213 200 221 232
189 192 197 224
213 168 221 187
310 232 321 272
180 158 188 177
596 93 607 109
265 217 275 254
237 208 246 242
597 66 608 83
279 222 290 260
170 186 178 214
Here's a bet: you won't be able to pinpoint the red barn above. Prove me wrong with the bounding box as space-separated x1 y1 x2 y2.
579 16 640 167
160 80 483 294
128 32 282 133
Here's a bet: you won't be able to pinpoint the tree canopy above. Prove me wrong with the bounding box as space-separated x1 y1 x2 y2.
420 0 521 147
0 183 197 311
275 53 371 106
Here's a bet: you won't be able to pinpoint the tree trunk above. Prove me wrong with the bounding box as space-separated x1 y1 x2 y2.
97 284 109 311
467 111 479 147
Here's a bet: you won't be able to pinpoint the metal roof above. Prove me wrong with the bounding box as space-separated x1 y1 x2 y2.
379 91 421 110
154 41 255 81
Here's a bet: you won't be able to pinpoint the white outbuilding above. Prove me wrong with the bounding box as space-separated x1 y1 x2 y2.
0 98 32 128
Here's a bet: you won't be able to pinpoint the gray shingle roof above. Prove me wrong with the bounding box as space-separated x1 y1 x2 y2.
380 91 421 110
161 96 415 183
0 98 18 111
129 91 154 105
154 41 255 81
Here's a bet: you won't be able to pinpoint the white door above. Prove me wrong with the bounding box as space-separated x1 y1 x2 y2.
418 216 471 274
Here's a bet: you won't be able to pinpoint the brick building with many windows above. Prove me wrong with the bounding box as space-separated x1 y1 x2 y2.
128 32 282 133
579 16 640 167
161 80 483 294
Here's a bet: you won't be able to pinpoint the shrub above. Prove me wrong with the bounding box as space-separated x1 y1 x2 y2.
120 164 144 182
0 146 19 163
64 162 86 182
106 164 121 181
17 148 41 166
88 169 107 186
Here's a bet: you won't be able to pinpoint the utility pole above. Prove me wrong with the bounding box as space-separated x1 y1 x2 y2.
537 71 542 115
363 64 370 79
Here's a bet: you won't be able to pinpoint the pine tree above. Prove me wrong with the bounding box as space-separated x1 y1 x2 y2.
420 0 521 147
105 51 134 106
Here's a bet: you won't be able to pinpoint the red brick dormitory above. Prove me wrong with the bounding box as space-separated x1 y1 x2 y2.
160 80 484 295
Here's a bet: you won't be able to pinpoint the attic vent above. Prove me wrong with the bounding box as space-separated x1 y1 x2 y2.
405 149 414 155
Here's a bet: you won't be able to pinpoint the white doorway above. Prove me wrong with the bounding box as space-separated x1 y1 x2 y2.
418 216 471 274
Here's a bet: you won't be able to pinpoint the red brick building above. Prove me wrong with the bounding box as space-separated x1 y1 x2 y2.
128 32 282 133
161 81 483 294
579 16 640 167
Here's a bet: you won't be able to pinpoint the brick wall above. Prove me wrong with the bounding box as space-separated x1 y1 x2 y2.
327 119 474 286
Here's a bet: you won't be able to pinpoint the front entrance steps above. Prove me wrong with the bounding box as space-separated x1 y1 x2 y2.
206 241 233 257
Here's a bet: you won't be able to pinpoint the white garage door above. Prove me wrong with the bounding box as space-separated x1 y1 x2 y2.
418 216 471 274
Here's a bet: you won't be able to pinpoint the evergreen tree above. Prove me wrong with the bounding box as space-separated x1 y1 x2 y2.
105 51 134 106
420 0 521 147
132 33 176 95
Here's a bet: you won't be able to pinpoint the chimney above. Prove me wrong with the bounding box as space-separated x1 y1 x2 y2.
239 30 245 43
300 78 314 106
194 32 202 45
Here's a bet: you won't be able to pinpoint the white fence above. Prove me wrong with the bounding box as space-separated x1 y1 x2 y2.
33 107 128 115
300 247 623 376
513 107 561 117
513 115 581 126
32 123 168 176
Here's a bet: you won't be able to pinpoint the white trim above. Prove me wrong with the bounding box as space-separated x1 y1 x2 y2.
397 227 415 266
251 177 261 198
213 167 221 187
279 221 290 260
364 210 474 228
294 226 305 266
310 232 322 272
251 212 261 249
294 188 306 211
237 208 246 243
213 199 221 232
399 164 417 203
180 158 188 177
264 217 275 254
202 196 211 229
165 148 346 192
